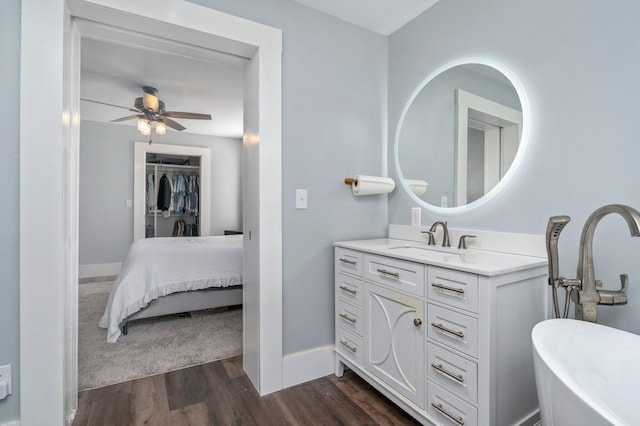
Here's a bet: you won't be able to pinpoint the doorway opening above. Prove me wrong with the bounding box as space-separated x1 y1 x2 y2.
20 2 282 423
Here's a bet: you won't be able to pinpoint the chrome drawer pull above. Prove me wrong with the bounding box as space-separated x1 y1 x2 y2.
431 282 465 294
377 268 400 279
339 258 357 265
340 340 357 353
339 285 357 295
339 313 357 324
431 322 465 339
431 363 464 383
431 402 465 425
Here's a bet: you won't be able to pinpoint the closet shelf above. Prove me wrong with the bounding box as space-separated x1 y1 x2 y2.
146 163 200 172
146 210 199 217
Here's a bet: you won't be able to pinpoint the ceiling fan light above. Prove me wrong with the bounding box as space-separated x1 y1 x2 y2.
137 117 150 133
143 92 159 112
155 121 167 135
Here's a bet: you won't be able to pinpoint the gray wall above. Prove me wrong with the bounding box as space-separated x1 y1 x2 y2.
189 0 390 354
0 0 21 422
11 2 637 420
389 0 640 332
79 120 242 266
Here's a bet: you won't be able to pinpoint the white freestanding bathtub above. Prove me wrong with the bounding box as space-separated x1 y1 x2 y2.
532 319 640 426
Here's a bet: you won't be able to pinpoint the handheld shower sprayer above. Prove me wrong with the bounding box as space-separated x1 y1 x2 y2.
544 205 639 322
545 216 571 318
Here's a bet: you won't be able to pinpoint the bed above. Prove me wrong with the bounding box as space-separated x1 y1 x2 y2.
99 234 243 343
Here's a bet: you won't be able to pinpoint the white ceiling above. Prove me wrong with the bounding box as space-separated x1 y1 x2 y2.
292 0 440 35
79 1 440 138
80 25 247 138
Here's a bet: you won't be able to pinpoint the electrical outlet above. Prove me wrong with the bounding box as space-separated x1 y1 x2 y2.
411 207 421 227
0 364 12 399
296 189 308 209
441 195 448 208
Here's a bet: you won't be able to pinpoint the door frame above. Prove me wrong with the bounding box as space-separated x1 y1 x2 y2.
455 89 522 206
20 0 283 424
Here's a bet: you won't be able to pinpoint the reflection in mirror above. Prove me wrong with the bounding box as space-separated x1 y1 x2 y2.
456 89 522 205
396 63 524 209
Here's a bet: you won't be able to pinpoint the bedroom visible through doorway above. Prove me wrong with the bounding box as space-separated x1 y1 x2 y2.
76 26 245 390
19 2 283 423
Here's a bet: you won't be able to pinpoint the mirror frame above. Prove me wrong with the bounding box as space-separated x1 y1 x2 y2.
394 57 530 214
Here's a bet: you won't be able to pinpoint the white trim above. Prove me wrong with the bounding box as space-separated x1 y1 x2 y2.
282 345 335 388
21 1 283 423
20 0 66 424
63 10 81 423
455 89 523 206
0 420 21 426
78 263 122 279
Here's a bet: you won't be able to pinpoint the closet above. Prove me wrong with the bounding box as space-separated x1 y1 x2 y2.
134 142 211 240
145 156 201 238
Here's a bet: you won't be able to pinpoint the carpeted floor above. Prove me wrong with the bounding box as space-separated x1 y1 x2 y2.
78 280 242 391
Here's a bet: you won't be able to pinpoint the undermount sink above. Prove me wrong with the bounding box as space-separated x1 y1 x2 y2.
388 245 452 254
386 245 466 263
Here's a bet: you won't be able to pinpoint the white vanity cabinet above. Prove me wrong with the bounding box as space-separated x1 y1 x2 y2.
335 247 365 366
334 237 547 426
364 254 425 408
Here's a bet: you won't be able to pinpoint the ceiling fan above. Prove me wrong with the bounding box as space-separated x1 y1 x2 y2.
81 86 212 135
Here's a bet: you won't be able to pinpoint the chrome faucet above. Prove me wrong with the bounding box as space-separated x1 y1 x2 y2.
574 204 640 322
429 221 450 247
421 230 436 245
545 204 640 322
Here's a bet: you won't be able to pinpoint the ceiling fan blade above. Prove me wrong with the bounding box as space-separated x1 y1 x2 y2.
162 117 186 131
111 114 142 123
162 111 212 120
81 98 140 113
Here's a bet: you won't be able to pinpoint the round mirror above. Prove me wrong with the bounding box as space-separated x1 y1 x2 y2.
395 60 529 211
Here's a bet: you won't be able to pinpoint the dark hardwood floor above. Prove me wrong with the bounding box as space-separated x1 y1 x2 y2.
73 355 421 425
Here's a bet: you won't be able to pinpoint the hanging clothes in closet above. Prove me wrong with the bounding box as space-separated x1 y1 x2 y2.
146 167 201 238
184 175 199 216
172 174 186 215
156 173 172 212
172 219 198 237
146 173 156 212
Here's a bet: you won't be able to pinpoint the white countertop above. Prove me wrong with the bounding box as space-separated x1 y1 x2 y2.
334 238 547 276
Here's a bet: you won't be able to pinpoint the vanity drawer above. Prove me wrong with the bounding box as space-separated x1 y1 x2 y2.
427 266 478 314
336 274 364 307
427 380 477 426
364 253 425 297
427 342 478 403
427 304 478 358
336 247 364 277
336 327 363 366
336 299 363 336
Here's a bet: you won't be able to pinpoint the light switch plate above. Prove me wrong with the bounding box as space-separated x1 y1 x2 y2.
296 189 308 209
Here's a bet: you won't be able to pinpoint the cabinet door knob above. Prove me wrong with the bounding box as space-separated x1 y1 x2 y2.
413 318 423 327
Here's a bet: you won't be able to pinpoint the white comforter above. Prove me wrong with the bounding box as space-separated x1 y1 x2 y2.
99 235 243 343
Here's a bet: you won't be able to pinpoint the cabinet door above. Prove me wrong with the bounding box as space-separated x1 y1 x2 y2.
365 283 425 408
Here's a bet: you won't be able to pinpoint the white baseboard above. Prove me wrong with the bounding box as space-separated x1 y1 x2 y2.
282 344 334 388
78 262 121 279
0 420 20 426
